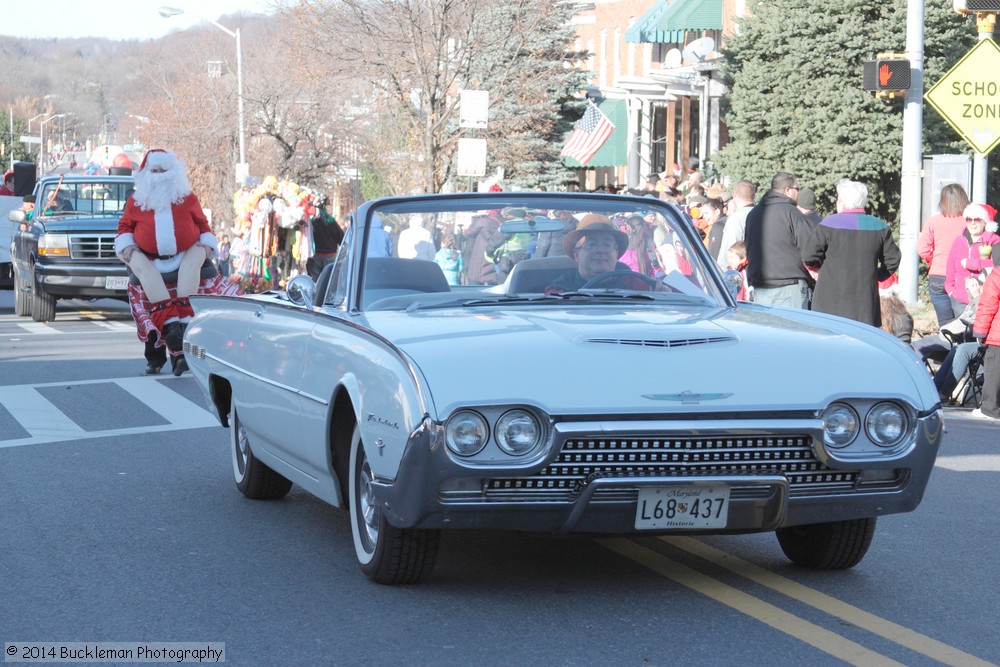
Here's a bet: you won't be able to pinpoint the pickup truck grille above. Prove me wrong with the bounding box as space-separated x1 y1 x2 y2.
69 234 118 260
484 434 859 501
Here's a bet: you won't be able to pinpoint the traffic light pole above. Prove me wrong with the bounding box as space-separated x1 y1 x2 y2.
898 0 924 306
971 13 996 205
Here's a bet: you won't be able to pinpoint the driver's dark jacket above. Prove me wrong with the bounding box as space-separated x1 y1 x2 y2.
545 261 649 294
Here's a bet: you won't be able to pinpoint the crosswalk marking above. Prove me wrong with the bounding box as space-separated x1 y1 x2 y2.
0 376 221 449
15 322 66 335
0 386 86 440
92 321 136 332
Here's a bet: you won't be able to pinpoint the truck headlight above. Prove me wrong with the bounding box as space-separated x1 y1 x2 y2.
38 233 69 256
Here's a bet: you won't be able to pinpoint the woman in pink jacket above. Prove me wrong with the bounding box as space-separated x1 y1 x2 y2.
918 184 970 327
944 203 1000 316
972 262 1000 420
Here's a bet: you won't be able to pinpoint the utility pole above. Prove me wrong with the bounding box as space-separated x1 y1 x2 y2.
971 12 996 204
897 0 925 306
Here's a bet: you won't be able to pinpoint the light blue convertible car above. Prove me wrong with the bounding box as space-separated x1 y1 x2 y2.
184 192 943 584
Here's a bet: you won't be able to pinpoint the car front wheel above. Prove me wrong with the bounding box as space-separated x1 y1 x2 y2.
31 284 56 322
349 426 440 584
230 396 292 500
776 517 876 570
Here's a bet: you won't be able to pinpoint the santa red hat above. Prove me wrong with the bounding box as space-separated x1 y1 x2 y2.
139 148 176 172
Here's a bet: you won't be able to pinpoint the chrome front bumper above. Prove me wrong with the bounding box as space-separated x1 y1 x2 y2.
372 412 943 534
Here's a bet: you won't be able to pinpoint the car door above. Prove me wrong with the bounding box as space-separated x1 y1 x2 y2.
241 300 314 477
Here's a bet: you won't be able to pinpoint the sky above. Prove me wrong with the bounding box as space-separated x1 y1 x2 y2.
0 1 276 41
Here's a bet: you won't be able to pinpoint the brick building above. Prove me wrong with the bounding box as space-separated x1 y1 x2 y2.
565 0 748 190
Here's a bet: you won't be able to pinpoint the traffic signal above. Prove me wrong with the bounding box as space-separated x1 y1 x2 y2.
863 58 911 95
954 0 1000 14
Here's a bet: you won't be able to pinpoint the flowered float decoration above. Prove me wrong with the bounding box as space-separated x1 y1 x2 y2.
229 176 325 292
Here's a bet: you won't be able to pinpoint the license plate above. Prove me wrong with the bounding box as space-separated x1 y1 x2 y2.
635 485 730 530
105 276 129 290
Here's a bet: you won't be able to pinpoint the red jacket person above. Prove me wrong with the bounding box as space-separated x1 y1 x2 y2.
115 149 218 358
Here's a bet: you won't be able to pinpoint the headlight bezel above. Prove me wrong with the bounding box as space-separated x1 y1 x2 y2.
442 406 550 462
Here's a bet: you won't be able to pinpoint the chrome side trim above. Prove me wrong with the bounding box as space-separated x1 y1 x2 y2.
204 352 329 406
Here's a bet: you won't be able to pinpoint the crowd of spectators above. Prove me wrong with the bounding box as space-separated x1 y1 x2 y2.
350 169 1000 420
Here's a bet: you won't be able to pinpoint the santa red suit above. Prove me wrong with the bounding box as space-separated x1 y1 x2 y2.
116 149 219 362
116 192 215 274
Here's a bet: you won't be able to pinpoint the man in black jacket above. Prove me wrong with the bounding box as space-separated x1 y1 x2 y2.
745 172 814 309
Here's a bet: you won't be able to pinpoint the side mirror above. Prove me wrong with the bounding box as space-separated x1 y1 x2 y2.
286 274 316 307
722 269 743 300
8 209 26 223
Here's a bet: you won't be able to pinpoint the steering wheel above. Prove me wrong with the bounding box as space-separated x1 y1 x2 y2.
580 269 660 290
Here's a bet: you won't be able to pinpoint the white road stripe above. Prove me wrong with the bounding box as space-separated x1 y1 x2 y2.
15 322 65 335
0 386 85 440
92 321 136 332
0 376 222 449
113 377 217 430
935 454 1000 472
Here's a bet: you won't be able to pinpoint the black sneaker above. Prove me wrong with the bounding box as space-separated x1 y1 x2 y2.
143 363 164 376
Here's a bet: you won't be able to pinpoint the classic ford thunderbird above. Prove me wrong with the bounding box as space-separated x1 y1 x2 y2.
184 192 943 584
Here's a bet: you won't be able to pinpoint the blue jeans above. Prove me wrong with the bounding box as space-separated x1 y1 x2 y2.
928 275 955 328
752 280 809 309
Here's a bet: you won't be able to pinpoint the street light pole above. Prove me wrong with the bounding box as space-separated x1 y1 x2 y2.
39 114 64 175
158 6 248 184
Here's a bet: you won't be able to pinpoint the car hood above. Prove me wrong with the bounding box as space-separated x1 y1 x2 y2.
363 303 937 418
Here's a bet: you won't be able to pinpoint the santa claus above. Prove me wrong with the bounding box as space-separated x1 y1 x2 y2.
116 149 218 367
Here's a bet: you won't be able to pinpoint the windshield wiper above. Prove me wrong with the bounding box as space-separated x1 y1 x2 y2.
550 291 656 301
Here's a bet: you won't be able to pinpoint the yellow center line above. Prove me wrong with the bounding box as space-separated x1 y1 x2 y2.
599 538 905 667
661 536 996 667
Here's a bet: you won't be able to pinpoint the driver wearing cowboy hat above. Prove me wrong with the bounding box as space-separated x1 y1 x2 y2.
545 214 656 294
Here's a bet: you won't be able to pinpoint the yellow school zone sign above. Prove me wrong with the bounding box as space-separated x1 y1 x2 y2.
925 38 1000 155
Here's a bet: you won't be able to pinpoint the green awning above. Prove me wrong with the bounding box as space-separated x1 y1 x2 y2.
562 98 627 168
624 0 722 44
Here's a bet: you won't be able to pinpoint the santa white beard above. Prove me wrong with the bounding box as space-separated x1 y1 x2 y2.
134 168 192 211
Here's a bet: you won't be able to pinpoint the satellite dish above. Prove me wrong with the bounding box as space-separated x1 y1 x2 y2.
682 37 716 64
663 48 683 69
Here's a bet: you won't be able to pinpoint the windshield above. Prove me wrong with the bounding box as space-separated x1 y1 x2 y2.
353 193 729 311
38 180 133 218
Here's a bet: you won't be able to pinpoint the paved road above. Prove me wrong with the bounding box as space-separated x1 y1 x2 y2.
2 291 999 666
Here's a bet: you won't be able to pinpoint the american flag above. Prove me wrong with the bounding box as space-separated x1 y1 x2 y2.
560 101 615 167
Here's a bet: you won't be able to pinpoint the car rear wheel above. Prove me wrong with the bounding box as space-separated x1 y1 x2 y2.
776 517 876 570
230 396 292 500
31 286 56 322
13 267 31 317
349 426 440 584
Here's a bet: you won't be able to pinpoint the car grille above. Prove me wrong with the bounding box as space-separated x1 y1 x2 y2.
69 234 118 260
483 434 859 502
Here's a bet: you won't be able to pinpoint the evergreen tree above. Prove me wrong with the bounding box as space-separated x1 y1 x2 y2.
715 0 980 223
465 1 590 190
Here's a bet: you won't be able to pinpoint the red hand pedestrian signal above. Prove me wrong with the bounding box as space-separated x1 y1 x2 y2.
863 58 911 94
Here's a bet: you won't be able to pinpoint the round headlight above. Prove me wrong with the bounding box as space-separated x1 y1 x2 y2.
866 402 908 447
822 403 859 448
495 410 542 456
445 411 488 456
